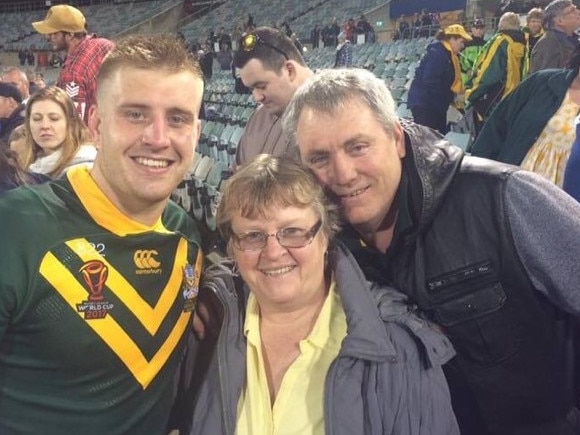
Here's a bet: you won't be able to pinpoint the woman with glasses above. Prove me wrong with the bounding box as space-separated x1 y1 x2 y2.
187 155 459 434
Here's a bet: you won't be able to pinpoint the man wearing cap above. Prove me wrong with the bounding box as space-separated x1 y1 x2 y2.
0 82 24 143
407 24 472 134
32 4 113 124
460 19 487 84
531 0 580 72
232 26 313 168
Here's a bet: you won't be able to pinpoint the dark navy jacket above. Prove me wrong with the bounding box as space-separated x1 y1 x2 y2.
408 41 455 111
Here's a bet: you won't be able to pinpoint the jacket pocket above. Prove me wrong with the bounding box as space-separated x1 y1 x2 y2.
430 278 520 366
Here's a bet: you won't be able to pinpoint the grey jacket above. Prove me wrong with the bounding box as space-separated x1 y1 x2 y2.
187 242 459 435
530 29 577 73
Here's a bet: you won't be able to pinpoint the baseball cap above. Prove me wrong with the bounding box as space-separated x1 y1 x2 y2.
0 83 22 104
473 19 486 28
444 24 473 41
32 5 86 34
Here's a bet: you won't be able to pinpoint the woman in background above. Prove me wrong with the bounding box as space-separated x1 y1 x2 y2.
21 86 95 178
408 24 472 134
472 45 580 186
0 147 47 195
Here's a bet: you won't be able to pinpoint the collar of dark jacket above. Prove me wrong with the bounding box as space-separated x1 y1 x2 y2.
398 120 463 235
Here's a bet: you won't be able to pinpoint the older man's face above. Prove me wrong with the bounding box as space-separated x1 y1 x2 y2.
2 70 29 100
556 4 580 34
296 98 406 235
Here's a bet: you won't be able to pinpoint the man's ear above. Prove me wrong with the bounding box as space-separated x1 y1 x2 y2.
88 105 101 145
285 60 298 82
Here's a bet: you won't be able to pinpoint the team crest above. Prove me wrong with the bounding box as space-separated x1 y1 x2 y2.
182 263 199 312
65 81 79 98
76 260 114 319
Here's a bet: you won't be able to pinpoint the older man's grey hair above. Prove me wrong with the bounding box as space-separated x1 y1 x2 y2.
282 68 398 146
543 0 574 29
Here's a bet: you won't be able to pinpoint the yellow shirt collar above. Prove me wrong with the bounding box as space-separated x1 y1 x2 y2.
66 167 170 236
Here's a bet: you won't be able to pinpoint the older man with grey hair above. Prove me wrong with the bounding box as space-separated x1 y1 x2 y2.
531 0 580 72
283 67 580 435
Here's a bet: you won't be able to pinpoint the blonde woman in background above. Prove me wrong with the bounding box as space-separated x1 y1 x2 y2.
22 86 95 178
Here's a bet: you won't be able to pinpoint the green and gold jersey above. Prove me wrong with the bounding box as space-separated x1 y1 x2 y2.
0 168 202 434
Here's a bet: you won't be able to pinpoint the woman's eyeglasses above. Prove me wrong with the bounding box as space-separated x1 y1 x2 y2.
240 33 289 60
232 220 322 251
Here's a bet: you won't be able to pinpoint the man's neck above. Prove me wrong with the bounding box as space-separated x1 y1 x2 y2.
67 36 84 55
356 207 399 254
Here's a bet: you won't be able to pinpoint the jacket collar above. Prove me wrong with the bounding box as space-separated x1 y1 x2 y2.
329 241 398 361
399 120 463 232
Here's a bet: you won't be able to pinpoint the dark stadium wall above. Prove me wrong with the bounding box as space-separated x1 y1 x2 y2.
390 0 468 17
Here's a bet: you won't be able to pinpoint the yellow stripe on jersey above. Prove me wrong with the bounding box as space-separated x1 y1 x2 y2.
39 239 195 389
65 238 187 335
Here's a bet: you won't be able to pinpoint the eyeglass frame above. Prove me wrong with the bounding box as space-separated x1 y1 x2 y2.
231 220 322 251
240 32 290 61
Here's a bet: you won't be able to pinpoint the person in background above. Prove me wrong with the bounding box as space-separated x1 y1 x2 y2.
21 86 95 178
32 4 114 124
232 27 314 167
408 24 472 134
6 124 27 167
0 33 204 433
531 0 580 73
526 8 545 54
216 43 233 70
334 32 353 68
310 24 321 48
0 147 47 194
563 114 580 200
283 67 580 435
2 67 30 105
188 155 459 435
0 82 24 143
466 12 526 135
472 44 580 187
460 19 487 84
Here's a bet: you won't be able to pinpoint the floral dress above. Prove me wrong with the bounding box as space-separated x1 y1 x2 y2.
521 91 579 187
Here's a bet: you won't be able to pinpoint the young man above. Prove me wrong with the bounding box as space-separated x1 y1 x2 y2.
0 34 204 434
232 26 313 168
32 4 114 123
283 68 580 435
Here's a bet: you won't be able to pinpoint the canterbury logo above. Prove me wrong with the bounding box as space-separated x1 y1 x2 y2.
134 250 161 269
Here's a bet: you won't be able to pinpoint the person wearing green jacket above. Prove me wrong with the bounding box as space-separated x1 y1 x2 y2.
460 19 487 84
466 12 526 135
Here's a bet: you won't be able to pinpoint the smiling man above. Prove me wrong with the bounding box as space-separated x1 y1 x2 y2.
232 26 313 168
283 68 580 435
0 34 203 434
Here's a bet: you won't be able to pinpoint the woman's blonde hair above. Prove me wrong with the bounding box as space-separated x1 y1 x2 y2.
22 86 91 177
498 12 522 31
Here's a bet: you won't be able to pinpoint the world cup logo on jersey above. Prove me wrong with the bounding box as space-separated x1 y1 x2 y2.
80 260 108 301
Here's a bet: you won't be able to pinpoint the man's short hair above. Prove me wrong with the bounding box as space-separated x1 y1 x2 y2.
282 68 398 146
233 26 306 72
96 33 203 100
527 7 544 23
543 0 573 29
